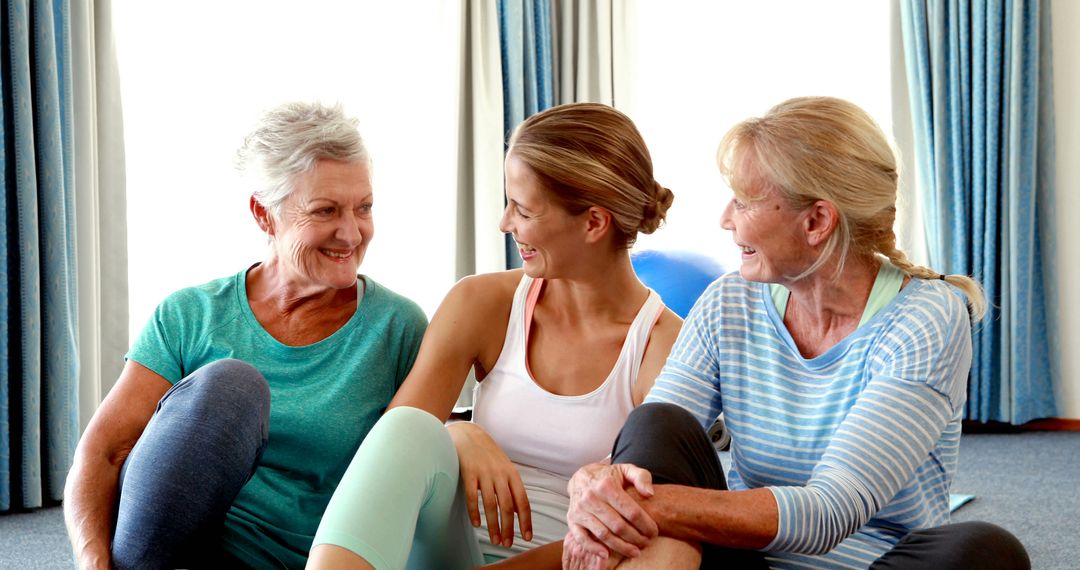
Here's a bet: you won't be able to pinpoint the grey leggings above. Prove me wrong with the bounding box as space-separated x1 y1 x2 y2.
612 403 1031 570
112 359 270 569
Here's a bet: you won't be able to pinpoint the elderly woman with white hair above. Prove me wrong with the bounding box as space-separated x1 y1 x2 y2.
63 102 427 569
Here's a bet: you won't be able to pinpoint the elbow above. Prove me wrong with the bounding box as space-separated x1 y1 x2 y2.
799 530 848 556
774 483 875 555
786 513 862 556
813 496 873 554
71 432 135 485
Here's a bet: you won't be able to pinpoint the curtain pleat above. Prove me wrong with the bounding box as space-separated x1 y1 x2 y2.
71 0 128 429
454 0 506 409
900 0 1058 424
552 0 613 105
497 0 620 269
2 0 80 511
498 0 554 269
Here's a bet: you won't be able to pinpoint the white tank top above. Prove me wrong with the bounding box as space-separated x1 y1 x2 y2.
470 275 664 557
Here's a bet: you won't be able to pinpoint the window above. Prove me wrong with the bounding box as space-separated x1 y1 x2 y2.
116 1 894 336
620 1 894 271
115 1 461 335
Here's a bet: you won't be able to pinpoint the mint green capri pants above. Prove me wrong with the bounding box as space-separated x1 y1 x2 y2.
313 406 487 570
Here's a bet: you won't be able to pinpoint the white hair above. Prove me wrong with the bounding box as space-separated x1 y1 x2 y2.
236 102 370 215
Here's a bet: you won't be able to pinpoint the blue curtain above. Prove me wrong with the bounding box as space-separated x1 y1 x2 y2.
1 0 80 511
498 0 554 269
900 0 1058 424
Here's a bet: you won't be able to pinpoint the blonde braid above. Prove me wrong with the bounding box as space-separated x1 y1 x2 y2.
878 233 987 320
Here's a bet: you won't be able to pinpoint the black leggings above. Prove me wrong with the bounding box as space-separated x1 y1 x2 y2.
611 403 1030 569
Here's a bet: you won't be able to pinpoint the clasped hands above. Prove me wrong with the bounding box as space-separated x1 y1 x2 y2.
562 462 659 570
449 423 659 569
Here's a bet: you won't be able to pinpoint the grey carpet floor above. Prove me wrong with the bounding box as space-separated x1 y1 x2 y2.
949 431 1080 569
1 431 1077 569
0 504 71 569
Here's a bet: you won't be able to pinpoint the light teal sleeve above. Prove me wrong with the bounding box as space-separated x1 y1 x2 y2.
314 407 485 570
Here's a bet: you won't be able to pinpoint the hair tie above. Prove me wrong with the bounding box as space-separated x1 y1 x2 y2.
939 273 947 280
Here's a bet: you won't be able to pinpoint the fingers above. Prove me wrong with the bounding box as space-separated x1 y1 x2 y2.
589 475 658 541
565 528 609 570
600 482 658 541
464 475 482 527
568 523 614 558
452 422 533 547
563 526 611 570
619 464 654 498
509 472 533 542
497 479 515 548
481 479 502 545
469 469 532 547
574 507 647 559
565 464 659 559
565 550 606 570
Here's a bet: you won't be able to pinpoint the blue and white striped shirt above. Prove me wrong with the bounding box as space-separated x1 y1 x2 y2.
646 273 971 569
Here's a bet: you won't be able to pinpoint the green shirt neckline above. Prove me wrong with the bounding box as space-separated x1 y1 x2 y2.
769 261 906 327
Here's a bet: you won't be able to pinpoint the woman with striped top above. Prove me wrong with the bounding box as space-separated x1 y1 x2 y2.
562 97 1030 570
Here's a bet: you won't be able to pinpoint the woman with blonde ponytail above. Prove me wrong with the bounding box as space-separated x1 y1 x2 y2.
564 97 1027 570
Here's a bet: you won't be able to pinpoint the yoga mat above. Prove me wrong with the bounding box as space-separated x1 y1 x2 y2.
950 493 976 512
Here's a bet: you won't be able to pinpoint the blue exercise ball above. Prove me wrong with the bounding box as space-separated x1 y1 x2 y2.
631 250 727 318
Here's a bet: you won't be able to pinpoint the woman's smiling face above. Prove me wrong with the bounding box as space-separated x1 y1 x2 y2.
499 154 585 278
270 159 374 291
719 166 811 285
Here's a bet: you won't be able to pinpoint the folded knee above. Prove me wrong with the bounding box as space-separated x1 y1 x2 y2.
613 403 726 488
353 406 458 476
624 402 701 437
163 359 270 431
374 407 452 452
185 358 267 399
951 522 1030 568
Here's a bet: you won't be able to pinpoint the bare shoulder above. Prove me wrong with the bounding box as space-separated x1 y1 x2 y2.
425 269 524 353
455 269 523 297
650 307 683 353
389 270 524 415
633 306 683 404
443 269 522 316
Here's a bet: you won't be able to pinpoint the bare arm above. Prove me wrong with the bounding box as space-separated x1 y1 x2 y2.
631 307 681 405
637 484 777 548
563 464 778 567
63 361 171 570
388 272 517 421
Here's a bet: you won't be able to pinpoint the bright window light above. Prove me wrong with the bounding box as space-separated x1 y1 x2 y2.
621 0 894 272
115 0 460 336
115 1 891 337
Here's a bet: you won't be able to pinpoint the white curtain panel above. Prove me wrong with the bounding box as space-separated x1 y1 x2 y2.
456 0 507 279
71 0 129 431
888 0 929 267
454 0 505 408
552 0 614 105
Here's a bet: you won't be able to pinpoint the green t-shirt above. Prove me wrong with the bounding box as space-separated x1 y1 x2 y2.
127 267 427 568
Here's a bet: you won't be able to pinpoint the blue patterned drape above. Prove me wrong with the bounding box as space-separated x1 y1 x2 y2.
900 0 1058 424
1 0 80 511
498 0 554 269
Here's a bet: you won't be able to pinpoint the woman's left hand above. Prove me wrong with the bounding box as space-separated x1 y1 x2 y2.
562 461 658 566
562 528 624 570
447 422 532 548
